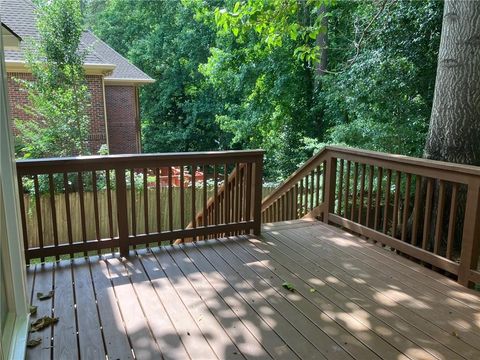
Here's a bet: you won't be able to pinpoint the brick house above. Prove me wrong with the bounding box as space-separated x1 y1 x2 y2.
1 0 154 154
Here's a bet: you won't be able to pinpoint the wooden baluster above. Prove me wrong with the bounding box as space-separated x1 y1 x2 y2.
203 165 208 229
33 175 44 260
246 163 252 223
310 170 315 210
316 165 321 207
143 168 149 235
17 175 29 257
391 171 402 238
304 173 309 213
382 169 392 234
48 174 59 257
411 175 422 246
239 165 244 224
78 172 87 253
433 180 446 254
287 189 292 220
344 161 351 219
115 168 129 257
271 201 275 222
422 178 434 250
155 168 161 233
91 171 100 244
180 166 185 234
351 163 359 221
322 160 327 203
168 167 173 233
446 183 458 259
283 194 287 220
458 184 480 286
294 183 299 219
252 157 263 235
358 164 366 224
105 170 114 241
373 167 383 231
235 163 241 225
214 164 219 226
337 160 344 216
401 173 411 242
130 169 137 236
192 165 197 234
366 165 374 227
300 179 305 217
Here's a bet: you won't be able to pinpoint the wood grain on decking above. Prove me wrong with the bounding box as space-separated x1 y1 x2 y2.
26 220 480 360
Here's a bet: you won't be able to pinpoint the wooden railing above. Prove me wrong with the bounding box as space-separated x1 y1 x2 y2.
179 163 249 243
16 150 263 262
262 146 480 287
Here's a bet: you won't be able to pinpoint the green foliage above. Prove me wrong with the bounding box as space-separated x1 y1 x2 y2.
86 0 443 181
16 0 92 158
201 0 332 63
88 0 230 153
314 0 442 157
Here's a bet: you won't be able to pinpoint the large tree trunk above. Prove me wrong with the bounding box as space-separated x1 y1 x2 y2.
418 1 480 257
424 1 480 165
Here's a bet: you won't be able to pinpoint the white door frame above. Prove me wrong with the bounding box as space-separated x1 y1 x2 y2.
0 13 29 360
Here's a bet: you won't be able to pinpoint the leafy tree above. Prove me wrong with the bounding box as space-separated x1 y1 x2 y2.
318 0 443 157
86 0 444 180
16 0 91 158
88 0 231 153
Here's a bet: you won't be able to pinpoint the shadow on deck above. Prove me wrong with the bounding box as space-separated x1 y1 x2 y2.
26 220 480 360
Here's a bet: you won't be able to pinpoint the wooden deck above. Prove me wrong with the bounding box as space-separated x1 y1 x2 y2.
26 220 480 360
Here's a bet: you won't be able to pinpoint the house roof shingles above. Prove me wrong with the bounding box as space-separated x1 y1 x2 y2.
0 0 153 82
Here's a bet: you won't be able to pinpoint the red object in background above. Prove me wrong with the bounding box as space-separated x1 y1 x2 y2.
147 166 204 187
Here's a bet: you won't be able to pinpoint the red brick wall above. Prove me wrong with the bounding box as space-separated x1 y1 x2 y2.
7 72 107 154
86 75 107 153
104 85 140 154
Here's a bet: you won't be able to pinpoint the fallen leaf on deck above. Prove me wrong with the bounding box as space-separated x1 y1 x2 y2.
451 331 459 338
36 291 54 300
29 305 38 315
30 316 59 332
282 282 295 292
27 338 42 348
309 288 316 293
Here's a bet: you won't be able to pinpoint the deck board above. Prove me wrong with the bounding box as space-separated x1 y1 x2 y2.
71 258 106 359
285 225 480 350
25 220 480 360
52 260 78 360
27 263 54 360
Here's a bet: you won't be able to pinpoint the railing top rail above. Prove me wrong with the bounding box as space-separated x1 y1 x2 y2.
16 149 264 175
326 146 480 178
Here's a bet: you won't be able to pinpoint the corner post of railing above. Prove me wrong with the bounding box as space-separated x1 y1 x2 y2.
458 182 480 287
323 154 337 223
252 153 264 235
115 166 130 257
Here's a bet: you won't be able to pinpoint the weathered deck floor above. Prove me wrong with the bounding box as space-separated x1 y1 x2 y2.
26 220 480 360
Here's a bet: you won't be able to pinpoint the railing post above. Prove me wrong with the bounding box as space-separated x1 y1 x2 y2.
323 156 337 223
252 154 264 235
115 167 129 257
458 183 480 287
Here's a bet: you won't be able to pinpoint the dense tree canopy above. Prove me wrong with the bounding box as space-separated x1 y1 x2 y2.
86 0 443 180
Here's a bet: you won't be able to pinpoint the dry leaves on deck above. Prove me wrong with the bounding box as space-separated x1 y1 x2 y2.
282 282 295 292
27 338 42 348
30 316 59 332
36 290 54 300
